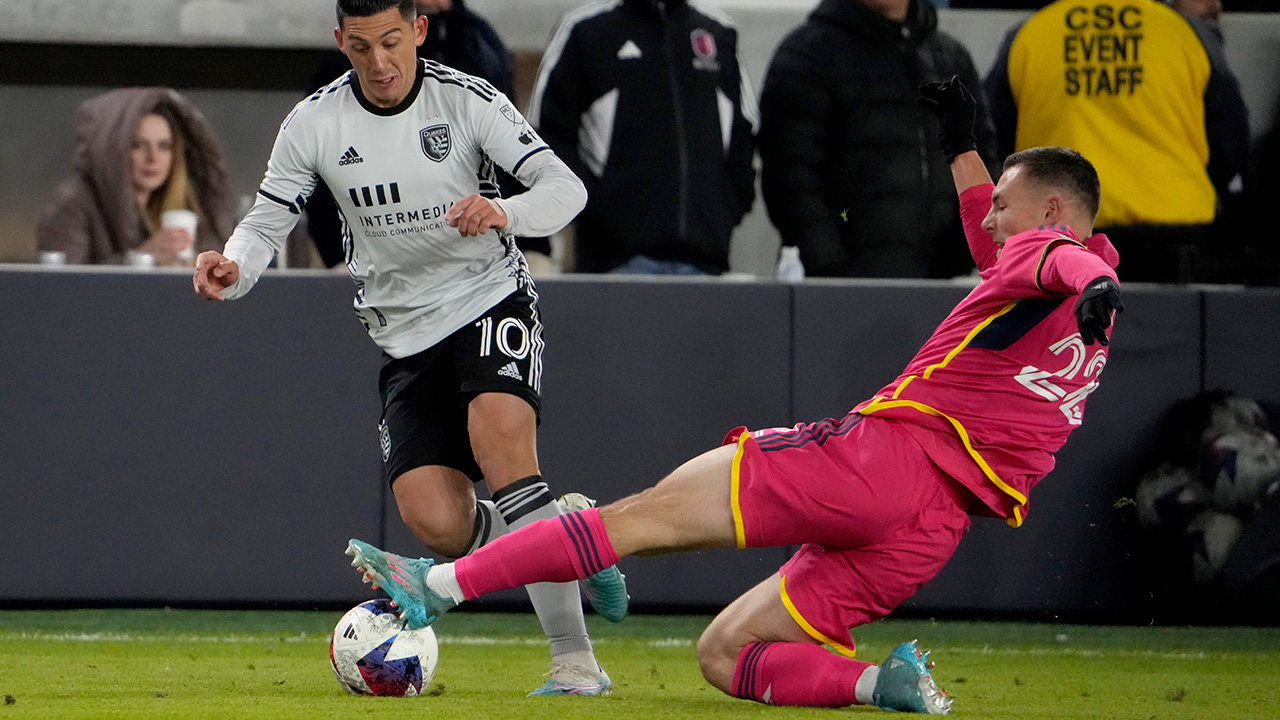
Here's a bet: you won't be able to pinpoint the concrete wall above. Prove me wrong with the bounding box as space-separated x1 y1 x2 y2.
2 3 1278 270
2 268 1269 621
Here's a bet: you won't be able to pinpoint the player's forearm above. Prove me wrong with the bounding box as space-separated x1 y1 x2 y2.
949 150 993 195
220 198 292 299
497 157 587 237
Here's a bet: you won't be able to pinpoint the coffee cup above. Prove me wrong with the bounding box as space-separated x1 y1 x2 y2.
162 209 199 263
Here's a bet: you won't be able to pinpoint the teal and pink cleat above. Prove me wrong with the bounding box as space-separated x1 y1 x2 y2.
345 538 456 630
872 640 954 714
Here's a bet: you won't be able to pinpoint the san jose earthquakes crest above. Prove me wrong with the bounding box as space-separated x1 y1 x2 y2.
420 124 452 162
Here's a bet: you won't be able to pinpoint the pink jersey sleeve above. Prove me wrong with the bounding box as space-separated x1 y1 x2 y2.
1038 242 1119 295
958 184 998 271
998 231 1118 296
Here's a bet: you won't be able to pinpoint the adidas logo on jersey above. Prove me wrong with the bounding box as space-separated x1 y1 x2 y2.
338 146 364 166
617 39 642 59
497 362 524 382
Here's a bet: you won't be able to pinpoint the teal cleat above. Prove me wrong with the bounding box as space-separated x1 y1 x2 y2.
557 493 630 622
872 640 954 714
345 538 456 630
527 662 613 697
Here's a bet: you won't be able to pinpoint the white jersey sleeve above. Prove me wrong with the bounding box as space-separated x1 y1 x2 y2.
470 93 586 238
221 103 321 300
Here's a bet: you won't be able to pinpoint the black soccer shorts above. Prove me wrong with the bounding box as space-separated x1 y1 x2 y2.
377 288 544 485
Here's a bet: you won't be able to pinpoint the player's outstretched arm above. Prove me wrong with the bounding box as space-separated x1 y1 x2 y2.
918 76 993 195
920 76 999 267
192 250 240 301
947 150 993 195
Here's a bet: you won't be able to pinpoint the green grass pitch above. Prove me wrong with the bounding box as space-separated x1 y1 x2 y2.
1 608 1278 719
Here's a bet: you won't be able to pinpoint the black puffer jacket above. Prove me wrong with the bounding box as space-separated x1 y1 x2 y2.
758 0 996 278
530 0 757 273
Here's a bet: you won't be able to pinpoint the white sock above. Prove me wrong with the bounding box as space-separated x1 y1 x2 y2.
492 477 595 660
855 665 880 705
424 562 466 605
552 649 598 671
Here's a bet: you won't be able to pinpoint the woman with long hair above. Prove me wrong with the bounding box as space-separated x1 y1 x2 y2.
38 88 234 266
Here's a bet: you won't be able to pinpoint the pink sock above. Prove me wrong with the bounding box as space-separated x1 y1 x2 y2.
453 507 620 600
730 641 872 707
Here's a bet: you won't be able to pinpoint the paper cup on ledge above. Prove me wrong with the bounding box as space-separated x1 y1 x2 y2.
162 209 199 263
125 250 155 269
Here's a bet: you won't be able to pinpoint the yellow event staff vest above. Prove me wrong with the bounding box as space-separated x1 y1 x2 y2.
1005 0 1214 227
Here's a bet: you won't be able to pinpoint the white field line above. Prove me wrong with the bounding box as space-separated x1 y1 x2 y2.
0 631 690 648
0 632 1261 660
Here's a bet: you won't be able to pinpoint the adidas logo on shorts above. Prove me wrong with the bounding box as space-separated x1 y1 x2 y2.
497 362 523 382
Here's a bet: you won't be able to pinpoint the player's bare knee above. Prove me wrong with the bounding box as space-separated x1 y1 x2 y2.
695 626 739 693
398 504 471 558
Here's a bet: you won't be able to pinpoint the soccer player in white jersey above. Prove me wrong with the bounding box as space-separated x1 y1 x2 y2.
192 0 626 696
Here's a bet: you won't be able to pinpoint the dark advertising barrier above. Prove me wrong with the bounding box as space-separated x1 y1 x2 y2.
0 269 1266 620
0 269 384 604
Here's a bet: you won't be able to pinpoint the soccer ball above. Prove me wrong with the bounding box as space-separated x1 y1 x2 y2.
1200 429 1280 516
329 599 439 696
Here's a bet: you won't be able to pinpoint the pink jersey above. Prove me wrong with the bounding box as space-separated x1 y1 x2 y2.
853 184 1120 526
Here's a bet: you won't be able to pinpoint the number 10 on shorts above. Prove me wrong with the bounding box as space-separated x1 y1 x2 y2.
476 316 531 360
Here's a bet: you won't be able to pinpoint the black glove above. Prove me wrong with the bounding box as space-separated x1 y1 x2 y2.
1074 276 1124 346
917 75 978 163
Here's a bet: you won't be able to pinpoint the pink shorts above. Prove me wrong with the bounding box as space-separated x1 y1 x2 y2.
724 414 972 656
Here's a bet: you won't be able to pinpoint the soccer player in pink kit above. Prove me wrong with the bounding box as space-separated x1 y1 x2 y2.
344 77 1124 714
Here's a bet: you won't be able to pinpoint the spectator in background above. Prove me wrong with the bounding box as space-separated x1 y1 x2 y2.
1167 0 1223 23
37 88 234 266
1243 90 1280 285
985 0 1250 283
757 0 997 279
305 0 557 273
528 0 757 275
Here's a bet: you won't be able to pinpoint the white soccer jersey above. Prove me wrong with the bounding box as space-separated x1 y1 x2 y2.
221 59 586 358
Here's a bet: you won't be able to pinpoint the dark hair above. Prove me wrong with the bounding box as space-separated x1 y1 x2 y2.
1003 147 1101 220
336 0 415 25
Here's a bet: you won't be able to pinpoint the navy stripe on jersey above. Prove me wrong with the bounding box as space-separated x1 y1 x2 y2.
307 75 353 103
423 61 497 102
258 188 299 214
968 297 1066 352
477 156 501 199
755 415 863 452
520 269 546 394
512 146 551 175
1033 238 1087 293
